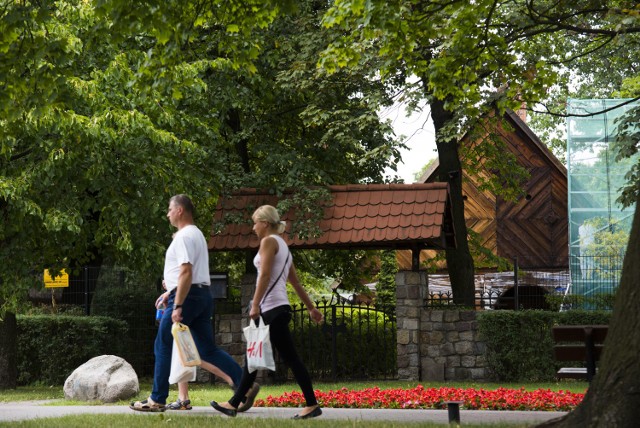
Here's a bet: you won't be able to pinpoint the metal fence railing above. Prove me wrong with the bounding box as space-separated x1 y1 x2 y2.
280 299 397 382
27 266 398 381
425 254 623 311
570 254 624 296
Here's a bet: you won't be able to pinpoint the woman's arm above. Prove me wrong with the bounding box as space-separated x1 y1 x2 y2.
288 262 324 324
250 236 277 319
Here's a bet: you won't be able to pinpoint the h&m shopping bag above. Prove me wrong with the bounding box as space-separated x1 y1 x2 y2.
171 322 201 367
243 317 275 373
169 341 197 384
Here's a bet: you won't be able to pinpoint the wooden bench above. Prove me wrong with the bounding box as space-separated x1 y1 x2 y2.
552 325 608 382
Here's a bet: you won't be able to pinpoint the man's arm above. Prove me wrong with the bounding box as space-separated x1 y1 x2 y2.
172 263 192 322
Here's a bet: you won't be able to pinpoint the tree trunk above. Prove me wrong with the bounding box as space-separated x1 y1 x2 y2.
430 98 476 306
538 193 640 427
0 310 17 389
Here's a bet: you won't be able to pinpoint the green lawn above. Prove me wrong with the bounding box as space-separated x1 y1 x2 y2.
0 414 535 428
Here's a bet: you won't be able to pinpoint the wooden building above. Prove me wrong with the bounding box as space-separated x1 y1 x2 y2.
398 109 568 271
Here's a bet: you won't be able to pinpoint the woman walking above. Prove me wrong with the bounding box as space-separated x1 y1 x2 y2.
211 205 324 419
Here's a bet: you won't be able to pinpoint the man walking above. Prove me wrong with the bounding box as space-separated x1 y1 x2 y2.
131 194 244 412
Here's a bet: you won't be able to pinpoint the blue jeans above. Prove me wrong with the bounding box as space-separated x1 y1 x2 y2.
151 286 242 404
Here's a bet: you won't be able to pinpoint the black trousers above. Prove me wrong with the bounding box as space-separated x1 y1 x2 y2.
229 305 318 407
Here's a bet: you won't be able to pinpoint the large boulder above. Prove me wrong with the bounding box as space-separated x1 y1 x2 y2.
64 355 139 403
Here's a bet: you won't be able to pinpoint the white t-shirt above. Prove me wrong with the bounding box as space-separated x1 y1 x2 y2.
254 235 291 312
163 225 210 292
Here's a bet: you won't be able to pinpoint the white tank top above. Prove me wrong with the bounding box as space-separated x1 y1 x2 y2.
253 235 291 312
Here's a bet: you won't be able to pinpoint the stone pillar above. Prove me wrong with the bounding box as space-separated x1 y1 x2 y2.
395 270 428 380
207 273 257 384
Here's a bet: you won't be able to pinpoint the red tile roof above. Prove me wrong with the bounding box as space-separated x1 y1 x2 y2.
208 183 455 251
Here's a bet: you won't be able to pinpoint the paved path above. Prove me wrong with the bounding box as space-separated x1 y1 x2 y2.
0 400 567 425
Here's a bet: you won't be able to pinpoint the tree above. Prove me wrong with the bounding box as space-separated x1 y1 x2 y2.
319 0 640 306
0 0 403 387
538 193 640 426
319 2 640 424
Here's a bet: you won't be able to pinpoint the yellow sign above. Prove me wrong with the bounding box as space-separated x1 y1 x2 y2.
44 269 69 288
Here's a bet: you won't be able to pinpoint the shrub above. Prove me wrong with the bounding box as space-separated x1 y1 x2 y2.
546 292 616 311
289 304 396 380
478 310 611 382
16 315 128 385
90 279 159 377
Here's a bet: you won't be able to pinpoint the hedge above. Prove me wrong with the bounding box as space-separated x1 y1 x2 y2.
478 309 611 381
16 315 128 385
89 282 159 377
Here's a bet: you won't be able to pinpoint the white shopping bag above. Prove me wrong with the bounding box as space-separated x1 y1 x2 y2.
171 322 201 367
169 341 196 384
243 317 275 373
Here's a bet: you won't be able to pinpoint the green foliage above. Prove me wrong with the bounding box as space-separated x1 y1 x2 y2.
546 293 617 312
613 103 640 208
478 310 611 382
0 0 403 319
296 249 380 293
582 216 629 254
16 315 128 385
288 270 332 305
467 229 512 271
413 158 437 183
462 117 531 203
90 273 159 376
375 250 397 316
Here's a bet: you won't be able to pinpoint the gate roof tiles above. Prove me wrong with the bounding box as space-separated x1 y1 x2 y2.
209 183 455 251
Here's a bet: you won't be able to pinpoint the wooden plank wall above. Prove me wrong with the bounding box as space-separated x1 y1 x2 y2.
398 111 568 271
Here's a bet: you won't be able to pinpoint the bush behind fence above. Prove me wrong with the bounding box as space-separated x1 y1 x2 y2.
284 301 397 382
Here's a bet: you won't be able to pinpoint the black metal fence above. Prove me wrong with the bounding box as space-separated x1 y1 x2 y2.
570 254 624 296
29 255 622 381
278 299 397 382
30 267 397 381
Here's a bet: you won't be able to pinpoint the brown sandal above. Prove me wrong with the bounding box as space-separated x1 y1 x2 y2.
129 398 166 412
167 398 192 410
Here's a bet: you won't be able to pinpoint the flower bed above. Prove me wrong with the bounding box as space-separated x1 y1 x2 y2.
255 385 584 411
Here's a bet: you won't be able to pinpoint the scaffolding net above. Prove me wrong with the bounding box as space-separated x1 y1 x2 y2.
567 99 639 301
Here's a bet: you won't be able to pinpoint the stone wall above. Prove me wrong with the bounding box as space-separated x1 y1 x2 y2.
395 270 489 382
420 309 488 381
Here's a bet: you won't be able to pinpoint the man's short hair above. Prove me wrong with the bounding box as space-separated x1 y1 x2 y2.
170 194 195 216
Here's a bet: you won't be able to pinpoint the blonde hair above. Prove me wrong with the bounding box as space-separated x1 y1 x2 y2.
252 205 286 234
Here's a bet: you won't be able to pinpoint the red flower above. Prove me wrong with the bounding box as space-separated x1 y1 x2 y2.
253 386 584 411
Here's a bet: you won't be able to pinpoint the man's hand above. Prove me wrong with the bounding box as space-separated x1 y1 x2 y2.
156 292 170 309
172 307 183 323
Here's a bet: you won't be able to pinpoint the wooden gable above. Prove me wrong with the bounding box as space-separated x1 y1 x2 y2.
398 109 568 270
